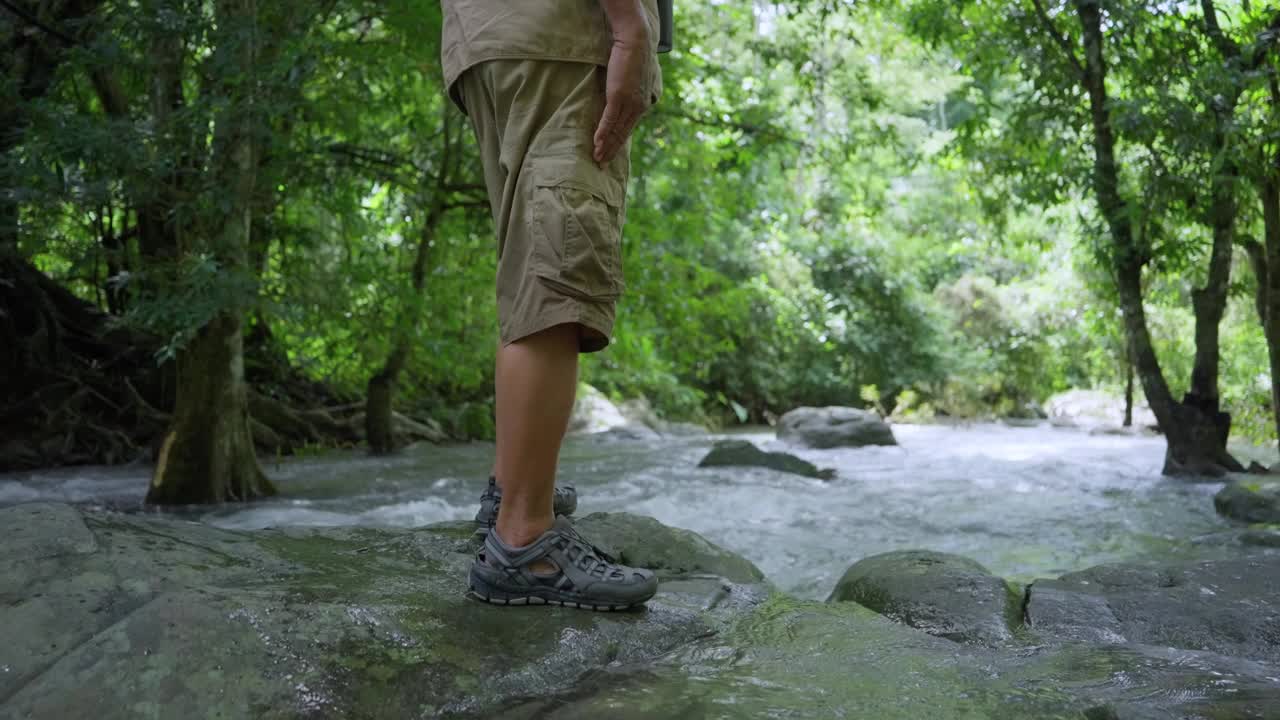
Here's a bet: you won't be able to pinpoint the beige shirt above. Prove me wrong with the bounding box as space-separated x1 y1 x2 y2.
441 0 663 109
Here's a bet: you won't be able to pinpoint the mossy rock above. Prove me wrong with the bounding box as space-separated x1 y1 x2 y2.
698 439 835 480
573 512 766 584
1214 476 1280 523
826 550 1021 647
0 503 768 720
1241 523 1280 548
4 503 1279 718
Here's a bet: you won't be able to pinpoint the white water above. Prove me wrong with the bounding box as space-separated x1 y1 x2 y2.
0 423 1242 599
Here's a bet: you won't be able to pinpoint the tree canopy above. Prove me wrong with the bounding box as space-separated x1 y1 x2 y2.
3 0 1278 488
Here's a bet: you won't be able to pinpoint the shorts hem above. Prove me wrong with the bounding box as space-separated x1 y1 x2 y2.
501 302 614 354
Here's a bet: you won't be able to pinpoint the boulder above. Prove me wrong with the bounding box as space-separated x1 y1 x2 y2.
1044 389 1157 430
1025 555 1280 663
4 503 1279 719
574 512 765 584
1241 526 1280 548
777 406 897 449
567 383 628 434
663 421 711 437
618 396 663 431
0 503 768 720
1214 477 1280 524
585 423 661 442
698 439 835 480
826 550 1020 647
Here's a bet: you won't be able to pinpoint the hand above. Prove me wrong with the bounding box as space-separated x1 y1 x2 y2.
593 25 651 166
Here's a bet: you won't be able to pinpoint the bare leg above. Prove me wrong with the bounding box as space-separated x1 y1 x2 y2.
493 323 580 548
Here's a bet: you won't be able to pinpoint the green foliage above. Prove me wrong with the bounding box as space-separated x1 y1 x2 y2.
123 254 258 362
6 0 1278 449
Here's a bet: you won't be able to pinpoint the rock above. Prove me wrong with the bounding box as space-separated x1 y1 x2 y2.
527 600 1064 719
1214 476 1280 523
532 596 1280 719
1025 556 1280 663
616 397 712 437
0 503 769 720
826 550 1020 647
698 439 835 480
5 503 1278 718
567 383 628 434
618 397 663 431
2 502 98 560
663 421 711 437
586 423 660 442
1044 389 1157 430
574 512 765 584
777 406 897 449
1242 526 1280 548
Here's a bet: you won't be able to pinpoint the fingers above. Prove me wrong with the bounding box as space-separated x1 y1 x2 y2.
593 99 644 165
593 102 622 164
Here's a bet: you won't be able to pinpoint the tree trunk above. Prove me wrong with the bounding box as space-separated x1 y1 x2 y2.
1123 346 1134 428
364 104 457 455
365 203 444 454
366 343 409 454
1074 0 1238 476
147 314 273 503
1259 148 1280 453
147 0 273 503
1177 94 1242 469
0 124 18 253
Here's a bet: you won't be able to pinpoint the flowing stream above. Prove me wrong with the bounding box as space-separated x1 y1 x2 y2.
0 422 1245 599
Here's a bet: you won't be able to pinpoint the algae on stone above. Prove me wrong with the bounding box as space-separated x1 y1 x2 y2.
826 549 1022 647
1214 476 1280 523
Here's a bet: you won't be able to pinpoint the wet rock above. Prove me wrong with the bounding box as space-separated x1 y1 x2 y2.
524 598 1280 719
777 406 897 449
698 439 835 480
826 550 1020 647
1025 556 1280 663
6 503 1279 719
516 601 1064 719
0 503 769 720
1214 476 1280 524
2 501 98 560
1241 526 1280 548
574 512 765 584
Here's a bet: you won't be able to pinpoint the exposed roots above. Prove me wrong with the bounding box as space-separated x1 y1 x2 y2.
1 256 441 472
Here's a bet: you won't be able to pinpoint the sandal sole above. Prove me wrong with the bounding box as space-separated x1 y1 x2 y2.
464 587 642 612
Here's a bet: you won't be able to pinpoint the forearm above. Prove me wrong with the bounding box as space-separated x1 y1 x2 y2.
597 0 648 44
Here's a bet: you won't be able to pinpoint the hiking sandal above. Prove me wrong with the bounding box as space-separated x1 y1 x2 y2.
467 516 658 610
473 477 578 537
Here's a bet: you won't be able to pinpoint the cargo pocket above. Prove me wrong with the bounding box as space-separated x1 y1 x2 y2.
530 159 627 302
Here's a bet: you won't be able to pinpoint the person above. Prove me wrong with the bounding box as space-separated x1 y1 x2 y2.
440 0 665 610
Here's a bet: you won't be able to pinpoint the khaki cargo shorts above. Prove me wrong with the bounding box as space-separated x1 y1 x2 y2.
456 59 630 354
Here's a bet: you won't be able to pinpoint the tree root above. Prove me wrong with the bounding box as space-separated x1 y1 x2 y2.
2 255 444 472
